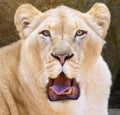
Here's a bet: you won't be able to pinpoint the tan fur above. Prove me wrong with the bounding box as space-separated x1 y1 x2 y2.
0 3 111 115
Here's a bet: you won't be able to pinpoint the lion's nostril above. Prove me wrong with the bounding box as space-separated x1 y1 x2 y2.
51 53 74 66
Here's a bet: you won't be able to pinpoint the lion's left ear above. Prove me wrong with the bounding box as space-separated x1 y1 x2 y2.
87 3 111 38
14 4 41 38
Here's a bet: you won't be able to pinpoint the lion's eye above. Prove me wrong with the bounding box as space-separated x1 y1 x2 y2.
75 30 87 40
39 30 51 39
41 30 50 37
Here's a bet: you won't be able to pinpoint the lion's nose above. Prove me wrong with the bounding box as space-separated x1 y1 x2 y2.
51 53 74 66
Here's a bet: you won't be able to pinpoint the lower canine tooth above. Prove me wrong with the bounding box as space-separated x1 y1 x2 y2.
64 89 72 94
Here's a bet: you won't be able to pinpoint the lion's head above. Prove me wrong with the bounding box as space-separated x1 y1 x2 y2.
14 3 110 102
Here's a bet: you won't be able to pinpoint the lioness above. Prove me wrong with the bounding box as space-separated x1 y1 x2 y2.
0 3 111 115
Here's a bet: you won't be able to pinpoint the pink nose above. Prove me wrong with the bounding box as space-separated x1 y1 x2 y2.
52 54 74 66
55 54 68 65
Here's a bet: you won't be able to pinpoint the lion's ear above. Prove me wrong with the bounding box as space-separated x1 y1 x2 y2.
87 3 111 38
14 4 40 37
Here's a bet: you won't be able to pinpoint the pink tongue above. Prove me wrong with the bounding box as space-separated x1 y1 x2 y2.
50 72 72 95
50 85 72 95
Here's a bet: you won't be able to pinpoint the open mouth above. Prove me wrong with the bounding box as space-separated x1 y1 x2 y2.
47 72 80 101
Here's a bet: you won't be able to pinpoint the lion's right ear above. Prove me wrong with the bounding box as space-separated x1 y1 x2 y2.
14 4 40 38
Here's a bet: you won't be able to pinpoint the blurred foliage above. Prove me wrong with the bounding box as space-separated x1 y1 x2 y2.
0 0 120 108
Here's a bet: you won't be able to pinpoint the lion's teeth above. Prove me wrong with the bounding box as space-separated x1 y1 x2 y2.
64 89 72 94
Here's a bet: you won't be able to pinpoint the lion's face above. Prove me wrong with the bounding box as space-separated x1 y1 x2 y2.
15 4 110 102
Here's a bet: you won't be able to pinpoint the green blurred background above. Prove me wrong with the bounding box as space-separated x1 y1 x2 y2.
0 0 120 108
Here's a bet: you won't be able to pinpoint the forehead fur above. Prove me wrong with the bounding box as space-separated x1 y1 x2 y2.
36 6 88 32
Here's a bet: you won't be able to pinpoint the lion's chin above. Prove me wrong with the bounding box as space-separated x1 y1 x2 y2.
47 72 80 101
